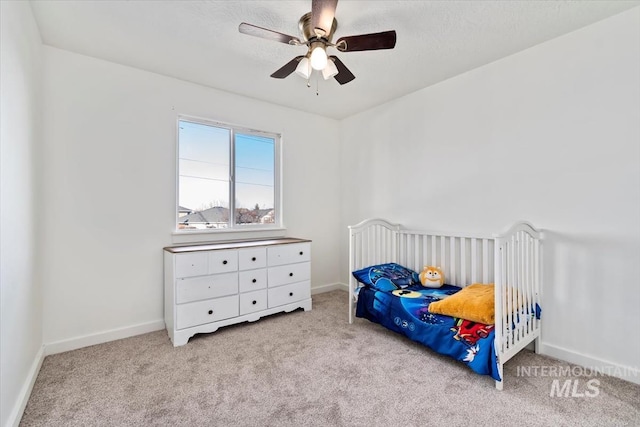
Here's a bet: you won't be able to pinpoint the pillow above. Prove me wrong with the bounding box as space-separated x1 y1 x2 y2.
428 283 495 324
352 263 420 292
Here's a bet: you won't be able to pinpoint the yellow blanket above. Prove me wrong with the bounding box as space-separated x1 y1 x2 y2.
428 283 495 324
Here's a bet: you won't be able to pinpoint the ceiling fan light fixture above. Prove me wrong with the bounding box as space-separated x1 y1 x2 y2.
295 56 311 79
310 43 328 70
239 2 397 86
322 58 339 80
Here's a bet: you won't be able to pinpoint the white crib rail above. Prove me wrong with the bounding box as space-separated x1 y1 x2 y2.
494 222 542 389
397 229 495 288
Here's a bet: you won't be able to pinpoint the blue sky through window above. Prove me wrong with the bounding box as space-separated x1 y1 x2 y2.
235 133 274 210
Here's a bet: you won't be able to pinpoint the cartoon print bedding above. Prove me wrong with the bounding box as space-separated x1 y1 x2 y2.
356 284 501 381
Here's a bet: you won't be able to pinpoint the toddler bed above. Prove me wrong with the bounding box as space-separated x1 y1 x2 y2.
348 219 542 389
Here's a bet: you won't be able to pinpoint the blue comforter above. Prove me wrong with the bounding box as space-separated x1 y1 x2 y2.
356 284 501 381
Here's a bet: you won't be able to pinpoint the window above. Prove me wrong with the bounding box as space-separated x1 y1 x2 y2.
177 117 280 231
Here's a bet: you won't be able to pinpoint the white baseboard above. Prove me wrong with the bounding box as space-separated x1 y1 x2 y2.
44 320 165 356
42 284 351 355
7 345 45 427
44 286 348 355
311 282 348 295
540 342 640 385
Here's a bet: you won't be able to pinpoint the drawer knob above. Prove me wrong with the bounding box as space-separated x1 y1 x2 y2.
223 260 228 265
252 300 257 305
252 257 256 261
289 292 293 297
299 251 303 255
208 310 213 315
289 273 293 277
252 279 257 283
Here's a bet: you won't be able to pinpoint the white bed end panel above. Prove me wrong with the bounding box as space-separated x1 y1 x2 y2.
494 222 543 368
349 218 400 270
348 219 400 323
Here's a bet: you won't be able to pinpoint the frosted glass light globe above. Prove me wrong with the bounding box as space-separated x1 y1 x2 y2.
295 57 311 79
310 45 328 70
322 58 339 80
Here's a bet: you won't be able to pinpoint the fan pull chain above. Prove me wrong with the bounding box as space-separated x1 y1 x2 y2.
316 74 319 96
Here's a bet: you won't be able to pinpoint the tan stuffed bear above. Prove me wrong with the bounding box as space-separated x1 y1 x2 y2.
419 266 444 288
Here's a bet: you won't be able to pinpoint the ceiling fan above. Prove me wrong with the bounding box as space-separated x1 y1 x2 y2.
238 0 396 85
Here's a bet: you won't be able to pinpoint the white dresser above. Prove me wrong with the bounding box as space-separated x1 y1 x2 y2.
164 238 312 346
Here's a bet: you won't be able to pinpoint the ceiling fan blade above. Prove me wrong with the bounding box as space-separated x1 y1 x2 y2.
311 0 338 37
239 22 301 45
271 56 305 79
329 56 355 85
336 30 397 52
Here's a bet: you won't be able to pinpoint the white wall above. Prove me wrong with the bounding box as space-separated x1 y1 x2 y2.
41 47 341 347
0 2 44 426
341 8 640 375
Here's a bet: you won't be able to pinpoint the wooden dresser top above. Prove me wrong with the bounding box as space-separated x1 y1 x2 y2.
164 237 311 253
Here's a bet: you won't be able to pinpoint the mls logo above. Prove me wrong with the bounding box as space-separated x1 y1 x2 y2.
550 379 600 397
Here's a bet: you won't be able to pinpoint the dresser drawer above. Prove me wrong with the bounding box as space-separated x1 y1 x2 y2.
240 290 268 315
267 242 310 266
238 247 267 271
208 250 238 274
239 269 267 293
268 262 311 287
175 252 208 278
268 281 310 308
176 295 239 330
176 272 238 304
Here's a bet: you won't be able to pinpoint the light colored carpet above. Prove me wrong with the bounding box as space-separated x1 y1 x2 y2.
21 291 639 426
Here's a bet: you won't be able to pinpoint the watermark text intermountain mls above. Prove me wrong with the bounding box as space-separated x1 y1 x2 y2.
516 365 639 398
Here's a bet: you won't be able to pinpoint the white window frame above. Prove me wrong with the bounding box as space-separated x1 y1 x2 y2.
175 115 282 234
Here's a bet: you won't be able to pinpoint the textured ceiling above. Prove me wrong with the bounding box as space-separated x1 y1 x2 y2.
30 0 639 119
